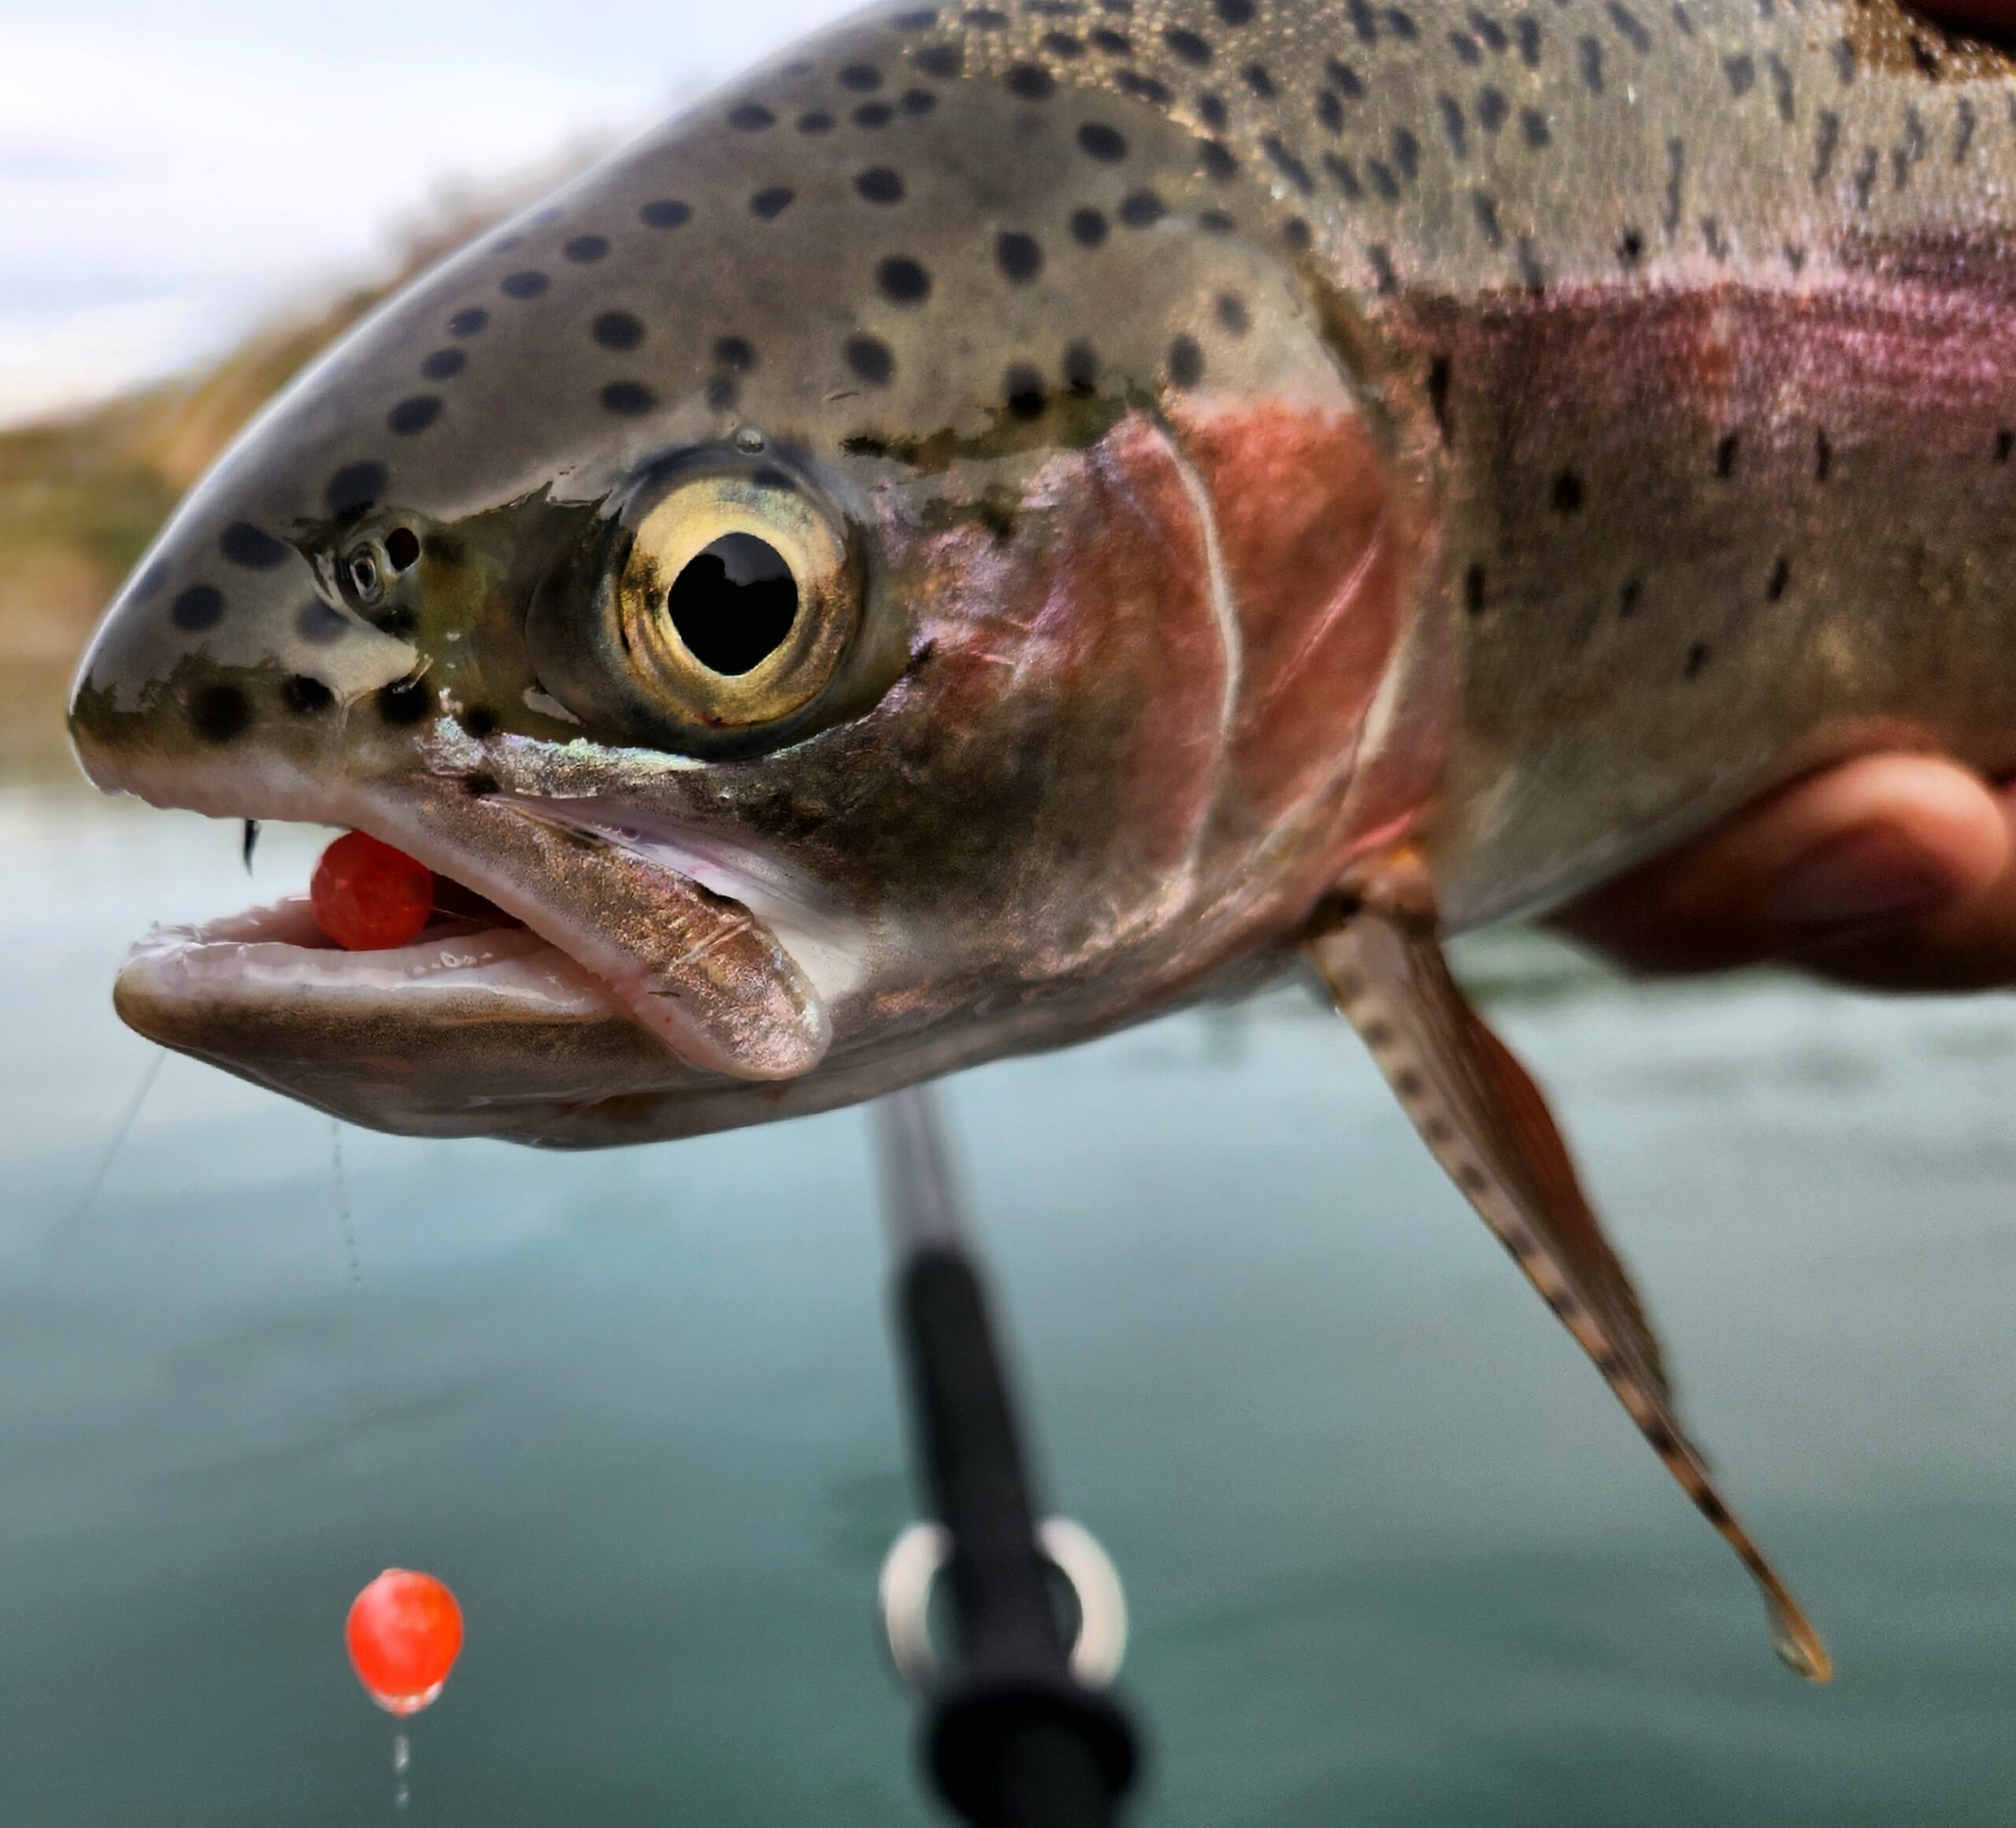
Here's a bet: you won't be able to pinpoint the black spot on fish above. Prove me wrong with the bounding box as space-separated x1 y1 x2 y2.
1894 106 1927 189
1700 215 1728 261
1520 106 1550 146
1077 121 1128 161
855 167 904 205
641 198 691 229
798 109 836 132
1391 128 1420 179
1451 28 1483 63
1368 243 1398 292
1119 189 1166 225
1672 0 1692 30
1384 6 1418 39
1325 153 1363 197
1577 35 1603 90
1438 94 1467 158
1514 13 1541 63
1003 364 1047 418
1551 469 1584 513
1368 159 1399 201
1283 217 1312 251
593 310 644 351
1724 51 1755 96
1472 189 1503 247
1063 340 1100 391
1006 61 1055 98
717 336 758 374
1217 0 1254 20
1477 85 1508 131
376 677 432 725
1814 109 1840 185
1071 207 1109 245
1516 237 1546 291
1428 354 1452 436
1816 429 1833 480
1042 29 1085 55
1164 25 1213 62
901 87 939 114
1216 291 1250 333
1328 57 1366 96
1618 578 1641 617
1348 0 1378 41
283 674 333 714
171 584 224 632
1116 68 1175 104
500 270 549 298
1606 0 1649 49
1766 556 1790 601
1955 97 1977 162
914 43 963 76
463 705 498 740
1618 226 1644 265
601 381 657 416
1853 145 1879 211
1263 136 1314 191
1766 54 1794 123
751 186 795 218
1317 88 1345 132
1469 6 1507 49
1091 27 1132 52
1168 335 1205 387
1685 640 1710 677
1197 88 1228 128
296 599 347 644
1832 36 1855 83
1199 139 1239 180
388 396 443 436
1715 432 1738 476
1243 61 1275 97
840 61 884 89
877 255 932 303
1909 33 1936 78
967 6 1010 24
1464 563 1486 615
421 347 466 381
997 231 1043 282
447 307 488 338
729 102 776 129
1664 137 1686 232
847 335 895 385
190 683 250 743
220 521 288 570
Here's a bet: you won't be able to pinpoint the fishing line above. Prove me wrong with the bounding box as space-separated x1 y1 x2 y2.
329 1118 363 1288
38 1051 164 1281
242 818 261 873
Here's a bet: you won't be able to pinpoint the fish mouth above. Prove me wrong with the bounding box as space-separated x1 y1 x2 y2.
95 754 843 1139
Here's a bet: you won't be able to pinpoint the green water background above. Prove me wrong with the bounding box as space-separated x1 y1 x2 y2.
4 780 2014 1825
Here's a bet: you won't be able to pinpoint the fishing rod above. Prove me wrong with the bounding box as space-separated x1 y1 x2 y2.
873 1085 1143 1828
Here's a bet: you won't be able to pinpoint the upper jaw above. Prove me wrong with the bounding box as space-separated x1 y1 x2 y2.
83 737 839 1086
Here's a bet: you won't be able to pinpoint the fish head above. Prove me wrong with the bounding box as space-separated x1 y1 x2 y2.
69 11 1437 1144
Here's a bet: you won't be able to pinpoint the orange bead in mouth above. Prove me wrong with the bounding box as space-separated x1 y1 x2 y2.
346 1569 464 1715
311 832 435 951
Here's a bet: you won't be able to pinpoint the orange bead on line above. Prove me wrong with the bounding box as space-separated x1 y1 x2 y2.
311 832 435 951
346 1569 464 1716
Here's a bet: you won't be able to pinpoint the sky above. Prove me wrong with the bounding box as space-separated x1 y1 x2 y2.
0 0 847 428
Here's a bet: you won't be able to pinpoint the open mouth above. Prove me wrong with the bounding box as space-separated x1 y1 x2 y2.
94 747 839 1101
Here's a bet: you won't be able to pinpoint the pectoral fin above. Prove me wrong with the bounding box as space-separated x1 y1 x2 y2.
1307 871 1831 1682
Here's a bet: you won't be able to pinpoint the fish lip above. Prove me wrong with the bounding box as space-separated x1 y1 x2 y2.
92 753 830 1083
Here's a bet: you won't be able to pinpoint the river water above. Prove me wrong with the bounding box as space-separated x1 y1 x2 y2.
3 780 2013 1825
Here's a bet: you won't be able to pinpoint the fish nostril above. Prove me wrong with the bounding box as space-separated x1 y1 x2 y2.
384 527 421 573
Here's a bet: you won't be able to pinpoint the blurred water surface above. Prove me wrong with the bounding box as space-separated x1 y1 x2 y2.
2 779 2014 1825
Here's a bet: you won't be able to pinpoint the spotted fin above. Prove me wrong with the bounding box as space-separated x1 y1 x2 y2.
1307 873 1831 1683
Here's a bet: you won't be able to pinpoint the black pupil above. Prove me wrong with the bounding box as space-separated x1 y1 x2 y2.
666 533 798 675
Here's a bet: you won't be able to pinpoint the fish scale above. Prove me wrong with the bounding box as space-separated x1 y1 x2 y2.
64 0 2016 1683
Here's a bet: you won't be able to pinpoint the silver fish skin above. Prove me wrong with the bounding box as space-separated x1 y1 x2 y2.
70 0 2016 1684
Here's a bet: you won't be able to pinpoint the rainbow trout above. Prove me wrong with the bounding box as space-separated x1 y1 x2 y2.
66 0 2016 1681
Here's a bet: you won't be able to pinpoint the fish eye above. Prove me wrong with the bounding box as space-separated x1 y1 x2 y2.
606 465 860 734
